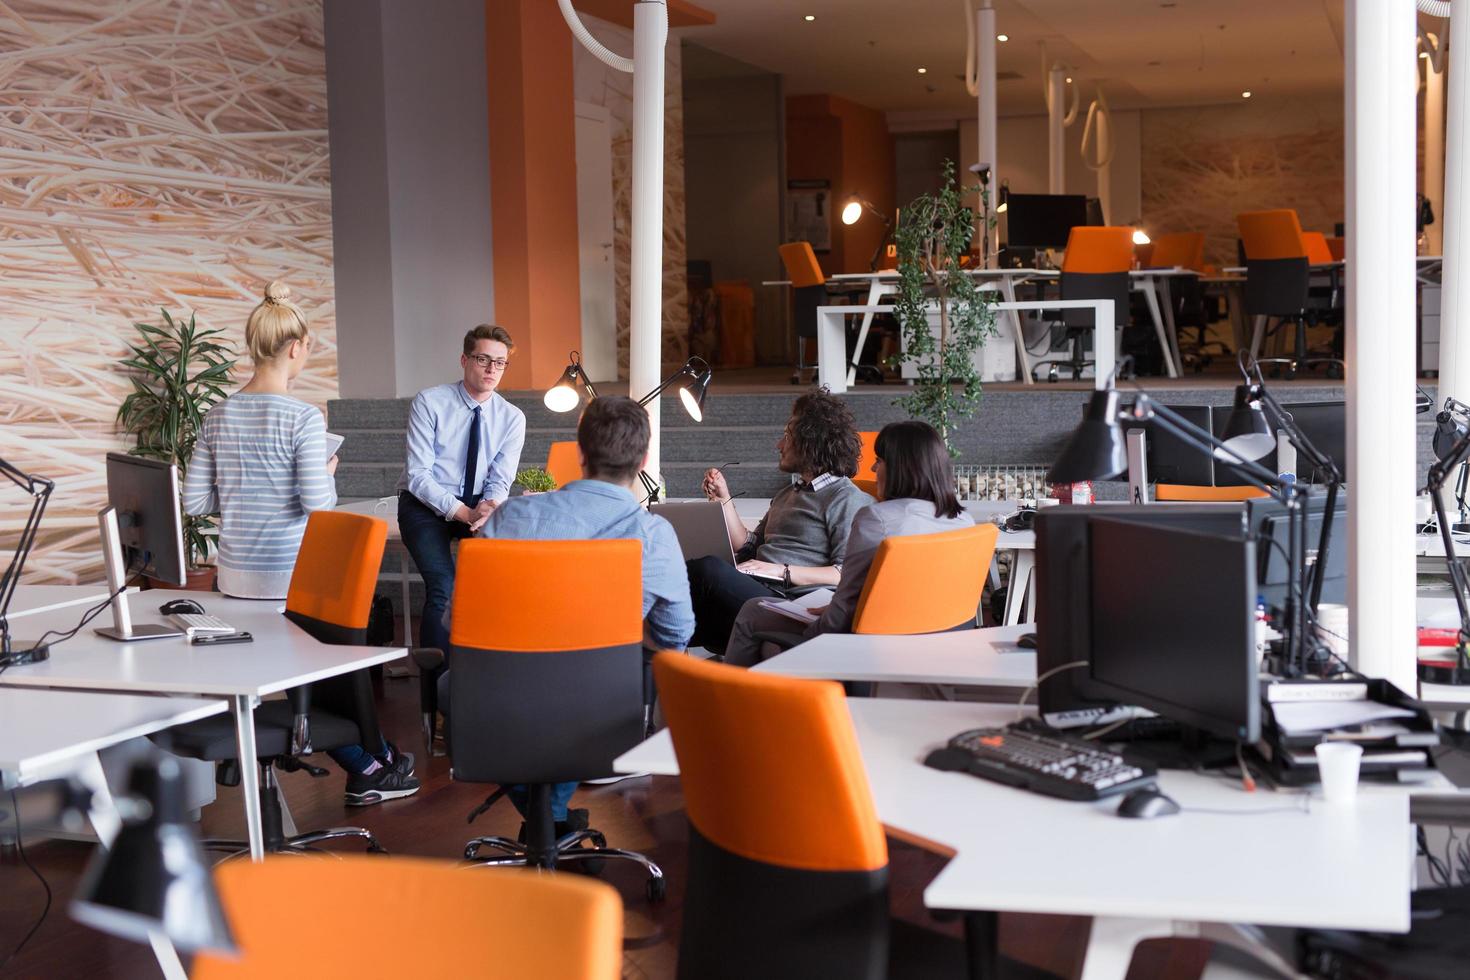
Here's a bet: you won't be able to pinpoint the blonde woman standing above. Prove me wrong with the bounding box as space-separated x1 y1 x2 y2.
183 281 418 805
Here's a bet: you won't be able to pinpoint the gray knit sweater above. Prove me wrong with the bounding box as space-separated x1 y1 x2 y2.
738 478 874 568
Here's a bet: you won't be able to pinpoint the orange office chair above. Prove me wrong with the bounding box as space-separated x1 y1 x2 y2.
192 856 623 980
446 538 665 897
1302 231 1334 266
1237 209 1342 378
851 524 999 634
1148 232 1206 271
1039 226 1135 381
779 242 828 385
545 440 581 489
1326 236 1346 262
159 511 393 855
853 430 879 497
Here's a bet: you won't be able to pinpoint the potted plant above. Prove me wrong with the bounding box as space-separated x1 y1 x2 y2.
116 309 237 588
514 467 558 495
889 160 998 455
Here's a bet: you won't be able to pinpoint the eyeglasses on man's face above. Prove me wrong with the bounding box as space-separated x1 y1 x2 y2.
467 353 509 370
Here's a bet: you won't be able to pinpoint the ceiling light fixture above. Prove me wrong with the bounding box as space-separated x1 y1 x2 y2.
1242 90 1252 98
917 67 928 74
997 33 1009 42
804 14 815 21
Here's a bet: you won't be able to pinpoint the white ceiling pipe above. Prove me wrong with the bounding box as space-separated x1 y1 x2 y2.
965 0 998 266
1080 86 1116 224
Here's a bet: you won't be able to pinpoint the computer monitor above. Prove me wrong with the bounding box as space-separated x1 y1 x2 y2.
1144 405 1215 486
1246 491 1348 610
96 452 187 641
1086 519 1260 743
1005 193 1089 250
1085 197 1105 227
1034 505 1249 725
1279 401 1345 485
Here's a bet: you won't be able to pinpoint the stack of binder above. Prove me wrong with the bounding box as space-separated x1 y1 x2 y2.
1255 678 1439 786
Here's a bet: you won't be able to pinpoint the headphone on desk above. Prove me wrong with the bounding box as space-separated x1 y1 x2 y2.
1003 509 1036 532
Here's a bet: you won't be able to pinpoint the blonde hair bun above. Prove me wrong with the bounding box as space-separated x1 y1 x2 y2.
246 279 309 361
264 280 292 304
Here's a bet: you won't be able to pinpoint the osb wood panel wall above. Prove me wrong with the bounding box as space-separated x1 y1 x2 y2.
572 14 689 376
1140 95 1345 269
0 0 336 584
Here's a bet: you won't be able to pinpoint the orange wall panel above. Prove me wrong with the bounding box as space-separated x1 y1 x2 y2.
785 94 894 275
486 0 582 391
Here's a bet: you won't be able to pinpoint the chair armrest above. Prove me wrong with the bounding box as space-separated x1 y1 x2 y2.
410 647 445 671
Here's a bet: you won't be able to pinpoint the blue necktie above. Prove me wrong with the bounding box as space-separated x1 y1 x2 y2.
462 405 481 503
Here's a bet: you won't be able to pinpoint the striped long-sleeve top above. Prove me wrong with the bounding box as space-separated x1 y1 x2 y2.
182 393 338 599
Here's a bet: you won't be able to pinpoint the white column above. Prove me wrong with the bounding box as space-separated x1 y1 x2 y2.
1096 107 1112 224
1047 65 1066 194
631 0 668 484
1424 39 1446 256
1344 0 1418 693
1440 17 1470 406
976 3 997 266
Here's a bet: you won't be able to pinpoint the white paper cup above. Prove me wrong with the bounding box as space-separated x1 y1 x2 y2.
1314 603 1350 660
1315 742 1363 804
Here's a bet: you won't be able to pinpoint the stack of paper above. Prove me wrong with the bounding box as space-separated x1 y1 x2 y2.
757 588 834 625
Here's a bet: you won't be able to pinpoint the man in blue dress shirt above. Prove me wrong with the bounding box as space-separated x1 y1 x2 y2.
396 324 526 653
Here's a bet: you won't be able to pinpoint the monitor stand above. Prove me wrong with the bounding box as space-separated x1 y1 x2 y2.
92 506 184 642
1110 723 1239 771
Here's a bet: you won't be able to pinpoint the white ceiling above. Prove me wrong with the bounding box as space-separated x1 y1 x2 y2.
673 0 1395 119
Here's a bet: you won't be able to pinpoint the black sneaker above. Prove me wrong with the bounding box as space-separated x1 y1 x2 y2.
382 742 415 777
344 764 421 806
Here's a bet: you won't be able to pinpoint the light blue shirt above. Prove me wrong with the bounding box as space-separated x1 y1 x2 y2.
465 480 695 651
396 382 526 518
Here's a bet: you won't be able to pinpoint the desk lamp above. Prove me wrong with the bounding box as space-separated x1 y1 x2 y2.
1431 398 1470 533
1048 362 1319 677
841 194 896 271
0 456 54 667
71 754 236 955
542 352 712 502
1422 399 1470 685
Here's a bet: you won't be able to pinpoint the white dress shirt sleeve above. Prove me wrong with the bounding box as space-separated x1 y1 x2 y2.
404 391 461 518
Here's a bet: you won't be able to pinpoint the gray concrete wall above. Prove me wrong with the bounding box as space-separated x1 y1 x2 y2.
324 0 495 398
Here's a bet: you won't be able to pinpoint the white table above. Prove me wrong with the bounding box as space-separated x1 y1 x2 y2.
755 623 1035 688
1 687 226 980
6 584 134 620
617 697 1412 980
0 590 406 861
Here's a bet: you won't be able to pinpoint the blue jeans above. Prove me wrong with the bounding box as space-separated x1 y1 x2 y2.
435 671 577 820
397 490 475 653
328 740 389 774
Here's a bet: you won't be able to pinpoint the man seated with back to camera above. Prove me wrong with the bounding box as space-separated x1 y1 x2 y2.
689 389 873 655
438 396 694 836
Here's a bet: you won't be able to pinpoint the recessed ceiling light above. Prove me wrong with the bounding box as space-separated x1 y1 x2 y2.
1242 90 1252 98
803 13 815 21
917 67 928 74
997 33 1009 42
1066 77 1073 83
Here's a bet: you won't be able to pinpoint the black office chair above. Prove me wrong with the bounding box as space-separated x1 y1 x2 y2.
1035 226 1134 381
1238 210 1343 379
444 537 665 899
156 512 393 855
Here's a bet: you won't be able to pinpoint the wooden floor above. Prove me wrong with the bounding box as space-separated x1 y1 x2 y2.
0 662 1215 979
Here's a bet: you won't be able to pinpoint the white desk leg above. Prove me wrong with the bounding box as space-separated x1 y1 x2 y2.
1138 281 1180 377
1079 916 1173 980
845 279 885 387
75 753 188 980
816 308 849 393
1002 550 1035 625
1157 277 1184 374
230 694 266 861
1002 276 1033 384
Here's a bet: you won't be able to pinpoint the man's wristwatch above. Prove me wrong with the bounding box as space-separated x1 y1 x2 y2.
782 564 792 588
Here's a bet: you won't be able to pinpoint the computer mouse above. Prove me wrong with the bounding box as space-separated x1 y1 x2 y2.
159 598 205 616
1116 788 1181 819
1016 632 1039 649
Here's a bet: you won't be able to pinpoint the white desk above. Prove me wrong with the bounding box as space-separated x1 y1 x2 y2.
617 697 1411 980
1 687 225 980
6 584 135 620
0 591 406 861
755 624 1035 688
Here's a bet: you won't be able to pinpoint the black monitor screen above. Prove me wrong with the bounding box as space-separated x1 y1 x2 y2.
1279 401 1345 485
1086 519 1259 742
1145 405 1215 486
1006 193 1089 249
1085 197 1105 227
1246 491 1348 610
104 452 186 586
1034 505 1248 723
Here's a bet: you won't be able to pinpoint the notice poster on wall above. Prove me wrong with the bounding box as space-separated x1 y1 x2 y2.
787 179 833 252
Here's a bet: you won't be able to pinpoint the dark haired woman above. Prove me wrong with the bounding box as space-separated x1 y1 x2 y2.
722 419 974 667
690 389 873 653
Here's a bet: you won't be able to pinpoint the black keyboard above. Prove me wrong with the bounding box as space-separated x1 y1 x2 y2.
924 725 1157 801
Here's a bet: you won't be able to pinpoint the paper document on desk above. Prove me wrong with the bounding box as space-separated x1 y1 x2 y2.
758 588 834 625
1271 700 1416 735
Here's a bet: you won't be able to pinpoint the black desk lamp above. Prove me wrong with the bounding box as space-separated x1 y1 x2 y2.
841 195 895 272
1422 399 1470 685
1432 398 1470 533
70 754 236 955
1048 364 1318 677
542 352 713 503
0 457 54 667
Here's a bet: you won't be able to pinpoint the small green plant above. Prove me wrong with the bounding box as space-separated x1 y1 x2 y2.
889 159 997 455
514 467 558 493
116 309 236 567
